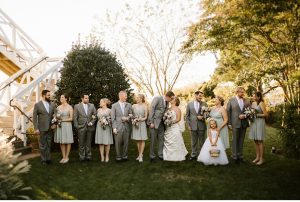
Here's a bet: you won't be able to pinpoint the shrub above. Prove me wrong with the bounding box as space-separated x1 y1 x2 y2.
280 104 300 159
0 130 31 199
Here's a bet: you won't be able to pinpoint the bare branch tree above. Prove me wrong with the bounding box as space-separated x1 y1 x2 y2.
93 0 198 96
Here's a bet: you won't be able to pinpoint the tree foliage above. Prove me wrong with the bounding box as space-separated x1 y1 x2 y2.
55 39 133 106
183 0 300 105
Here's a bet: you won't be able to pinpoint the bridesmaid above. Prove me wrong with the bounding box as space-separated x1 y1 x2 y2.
54 94 74 164
131 94 148 162
210 96 230 149
249 91 268 165
95 98 113 162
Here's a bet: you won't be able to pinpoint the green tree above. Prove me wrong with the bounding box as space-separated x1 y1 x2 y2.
183 0 300 106
55 39 133 106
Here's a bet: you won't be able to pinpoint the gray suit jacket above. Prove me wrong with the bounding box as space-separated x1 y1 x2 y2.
73 103 97 130
185 100 208 131
148 96 167 129
111 102 132 134
33 101 56 132
227 97 250 128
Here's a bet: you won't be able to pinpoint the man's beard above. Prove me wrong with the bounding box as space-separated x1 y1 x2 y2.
45 97 51 102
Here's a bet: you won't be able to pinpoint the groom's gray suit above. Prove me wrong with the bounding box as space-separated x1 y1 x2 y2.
111 101 132 160
227 96 250 160
185 100 208 158
33 100 56 162
148 96 168 159
73 102 97 160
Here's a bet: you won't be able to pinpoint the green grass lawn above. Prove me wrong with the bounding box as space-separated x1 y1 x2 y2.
22 126 300 199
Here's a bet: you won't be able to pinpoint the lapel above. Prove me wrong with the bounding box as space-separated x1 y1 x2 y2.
234 97 242 112
118 102 124 115
40 101 49 114
161 96 167 110
191 101 197 114
80 103 87 116
48 102 53 115
87 103 90 115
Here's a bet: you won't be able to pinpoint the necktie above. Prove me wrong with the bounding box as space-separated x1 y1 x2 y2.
239 99 243 110
121 103 125 114
44 101 49 113
84 104 88 115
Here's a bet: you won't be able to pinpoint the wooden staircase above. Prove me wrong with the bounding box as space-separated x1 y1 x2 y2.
1 111 33 156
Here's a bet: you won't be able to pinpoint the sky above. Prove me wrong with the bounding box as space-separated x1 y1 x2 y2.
0 0 216 90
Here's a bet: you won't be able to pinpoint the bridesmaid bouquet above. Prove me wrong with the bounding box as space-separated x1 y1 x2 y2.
99 116 111 130
209 148 220 157
243 107 257 123
163 110 173 127
131 115 140 128
51 112 62 128
200 106 211 120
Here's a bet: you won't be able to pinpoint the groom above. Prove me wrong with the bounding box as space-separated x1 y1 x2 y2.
111 91 132 162
33 89 56 165
185 90 208 160
227 86 250 164
73 94 97 161
148 91 175 162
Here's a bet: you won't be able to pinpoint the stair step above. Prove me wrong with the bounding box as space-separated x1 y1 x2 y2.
12 140 24 149
13 146 32 156
2 127 15 135
0 122 14 128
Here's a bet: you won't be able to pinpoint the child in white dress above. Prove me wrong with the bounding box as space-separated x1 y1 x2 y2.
197 119 229 165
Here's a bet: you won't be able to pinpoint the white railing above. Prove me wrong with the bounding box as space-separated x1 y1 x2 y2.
0 8 45 64
10 60 63 145
0 8 64 147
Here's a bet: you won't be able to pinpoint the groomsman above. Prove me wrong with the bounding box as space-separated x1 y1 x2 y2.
73 94 97 161
148 91 175 162
111 91 132 162
227 86 250 164
185 91 208 160
33 90 56 165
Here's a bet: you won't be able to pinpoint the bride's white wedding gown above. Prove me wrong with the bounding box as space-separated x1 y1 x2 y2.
163 110 188 161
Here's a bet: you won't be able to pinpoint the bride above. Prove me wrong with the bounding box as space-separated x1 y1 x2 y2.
163 97 188 161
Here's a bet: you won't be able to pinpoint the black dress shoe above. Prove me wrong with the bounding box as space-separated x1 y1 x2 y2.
46 160 52 164
189 156 197 161
158 157 163 161
234 159 240 164
122 158 128 162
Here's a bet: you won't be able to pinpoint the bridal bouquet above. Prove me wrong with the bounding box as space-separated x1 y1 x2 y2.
209 148 220 157
243 107 257 123
51 112 62 127
99 116 111 129
200 106 211 120
131 115 141 128
163 110 173 127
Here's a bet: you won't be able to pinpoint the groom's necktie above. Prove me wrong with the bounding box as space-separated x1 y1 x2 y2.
195 101 199 113
238 98 244 111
